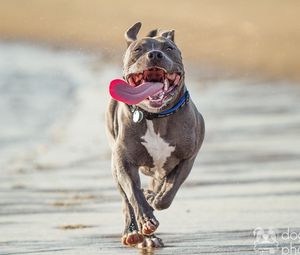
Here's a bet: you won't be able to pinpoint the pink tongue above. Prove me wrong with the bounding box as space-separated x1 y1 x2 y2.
109 79 163 105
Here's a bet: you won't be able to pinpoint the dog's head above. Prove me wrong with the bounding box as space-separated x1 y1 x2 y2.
123 22 185 113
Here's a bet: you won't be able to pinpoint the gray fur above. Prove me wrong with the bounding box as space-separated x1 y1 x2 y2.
125 22 142 47
106 22 205 245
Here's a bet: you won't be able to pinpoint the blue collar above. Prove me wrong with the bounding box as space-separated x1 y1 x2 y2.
157 90 189 117
129 90 190 121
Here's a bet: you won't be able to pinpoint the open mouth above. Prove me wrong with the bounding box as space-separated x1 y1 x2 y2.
127 67 181 106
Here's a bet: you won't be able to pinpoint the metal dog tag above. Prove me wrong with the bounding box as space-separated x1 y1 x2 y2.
133 110 143 123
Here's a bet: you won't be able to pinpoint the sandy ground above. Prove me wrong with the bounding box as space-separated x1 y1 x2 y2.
1 43 300 254
1 0 300 81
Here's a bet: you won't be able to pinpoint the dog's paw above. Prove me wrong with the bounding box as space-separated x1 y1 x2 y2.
143 189 156 205
142 218 159 235
121 231 144 246
137 235 164 248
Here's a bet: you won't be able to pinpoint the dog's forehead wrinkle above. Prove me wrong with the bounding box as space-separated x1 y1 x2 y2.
137 38 164 49
133 37 180 53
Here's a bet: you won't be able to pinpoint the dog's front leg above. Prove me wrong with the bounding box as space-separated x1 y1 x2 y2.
114 183 144 246
112 151 159 236
151 158 196 211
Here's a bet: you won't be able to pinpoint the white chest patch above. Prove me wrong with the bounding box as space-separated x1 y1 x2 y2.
141 120 175 170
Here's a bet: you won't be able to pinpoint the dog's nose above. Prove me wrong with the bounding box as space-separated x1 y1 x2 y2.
147 50 163 60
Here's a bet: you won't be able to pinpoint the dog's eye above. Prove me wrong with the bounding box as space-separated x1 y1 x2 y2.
134 47 142 52
166 46 174 51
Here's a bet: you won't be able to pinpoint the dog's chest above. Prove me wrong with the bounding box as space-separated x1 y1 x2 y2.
141 120 175 174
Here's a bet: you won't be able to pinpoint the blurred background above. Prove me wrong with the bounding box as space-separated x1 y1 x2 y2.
1 1 300 254
1 0 300 79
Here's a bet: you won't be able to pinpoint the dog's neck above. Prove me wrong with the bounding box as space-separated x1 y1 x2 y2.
127 85 189 122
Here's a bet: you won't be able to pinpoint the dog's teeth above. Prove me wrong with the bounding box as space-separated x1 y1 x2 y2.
174 75 180 85
137 73 143 81
133 75 138 83
128 77 135 86
167 73 176 81
164 78 169 91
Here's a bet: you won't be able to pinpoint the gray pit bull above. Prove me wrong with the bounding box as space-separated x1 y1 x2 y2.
105 22 205 248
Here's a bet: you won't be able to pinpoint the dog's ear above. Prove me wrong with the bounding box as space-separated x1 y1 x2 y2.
146 29 158 38
167 30 175 42
125 22 142 47
160 30 175 42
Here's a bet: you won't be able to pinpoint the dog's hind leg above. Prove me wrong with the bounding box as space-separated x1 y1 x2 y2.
137 234 164 248
151 158 196 211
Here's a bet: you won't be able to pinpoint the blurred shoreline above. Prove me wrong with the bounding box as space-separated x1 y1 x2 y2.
1 0 300 82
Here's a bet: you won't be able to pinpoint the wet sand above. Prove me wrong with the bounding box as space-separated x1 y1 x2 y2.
1 43 300 254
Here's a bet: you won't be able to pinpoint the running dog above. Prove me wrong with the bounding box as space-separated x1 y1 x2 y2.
106 22 205 248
